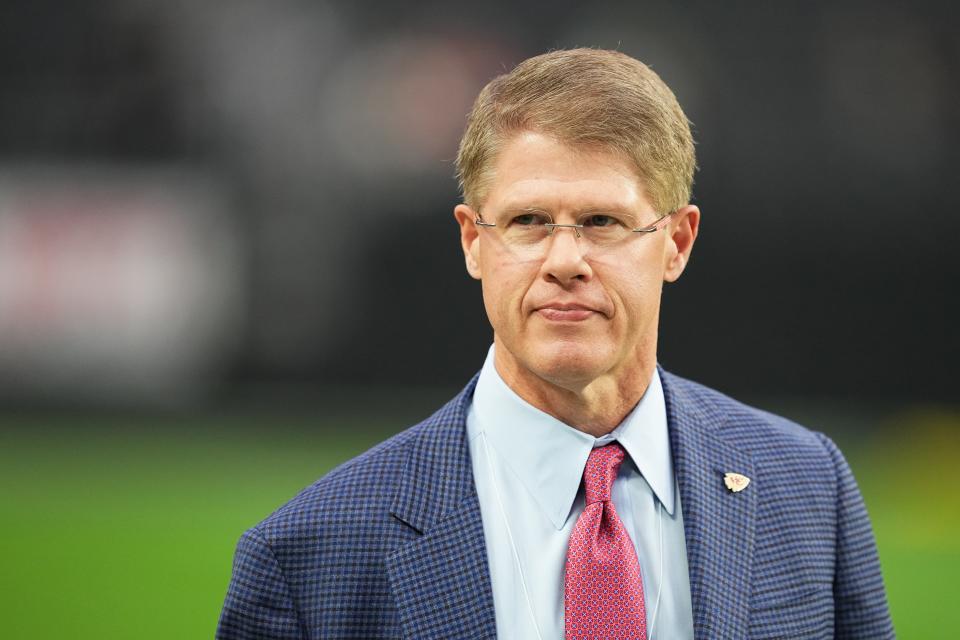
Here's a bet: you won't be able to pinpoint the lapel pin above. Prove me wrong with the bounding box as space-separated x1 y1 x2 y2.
723 472 751 493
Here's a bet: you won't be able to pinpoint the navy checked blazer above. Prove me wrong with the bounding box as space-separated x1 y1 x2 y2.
216 369 894 639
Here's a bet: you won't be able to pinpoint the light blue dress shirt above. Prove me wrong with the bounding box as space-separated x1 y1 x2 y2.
466 346 694 639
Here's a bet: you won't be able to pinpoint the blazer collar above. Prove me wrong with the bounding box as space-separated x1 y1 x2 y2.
387 374 498 639
660 366 757 640
389 375 479 534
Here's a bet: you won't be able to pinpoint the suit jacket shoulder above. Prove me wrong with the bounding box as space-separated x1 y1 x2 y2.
661 368 827 451
659 368 894 639
217 376 496 640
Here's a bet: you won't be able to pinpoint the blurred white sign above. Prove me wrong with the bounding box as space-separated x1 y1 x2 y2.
0 167 243 405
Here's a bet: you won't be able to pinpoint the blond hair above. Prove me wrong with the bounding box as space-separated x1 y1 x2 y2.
455 48 695 214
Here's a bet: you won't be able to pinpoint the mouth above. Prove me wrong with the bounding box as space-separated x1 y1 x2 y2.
534 303 599 322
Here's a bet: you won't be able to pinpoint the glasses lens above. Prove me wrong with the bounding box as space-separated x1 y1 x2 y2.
501 212 552 248
578 214 632 248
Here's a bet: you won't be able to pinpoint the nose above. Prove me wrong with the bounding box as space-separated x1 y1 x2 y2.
540 225 593 286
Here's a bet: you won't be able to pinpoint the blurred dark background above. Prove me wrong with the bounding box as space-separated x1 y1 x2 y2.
0 0 955 406
1 1 957 638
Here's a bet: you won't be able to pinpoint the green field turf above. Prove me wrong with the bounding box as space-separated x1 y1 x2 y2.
1 406 957 639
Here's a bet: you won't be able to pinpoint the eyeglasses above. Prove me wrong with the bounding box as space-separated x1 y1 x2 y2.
475 209 673 260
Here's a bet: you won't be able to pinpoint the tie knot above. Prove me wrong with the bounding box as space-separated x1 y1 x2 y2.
583 442 626 505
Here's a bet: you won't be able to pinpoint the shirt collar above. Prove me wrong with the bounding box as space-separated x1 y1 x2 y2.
470 345 676 530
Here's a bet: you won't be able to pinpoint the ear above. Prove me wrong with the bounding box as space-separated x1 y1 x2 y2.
454 203 482 280
663 204 700 283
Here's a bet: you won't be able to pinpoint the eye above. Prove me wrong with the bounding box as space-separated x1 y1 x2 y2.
582 214 621 228
511 213 550 226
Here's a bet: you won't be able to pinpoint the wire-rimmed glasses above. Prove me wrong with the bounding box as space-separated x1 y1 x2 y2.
475 209 673 260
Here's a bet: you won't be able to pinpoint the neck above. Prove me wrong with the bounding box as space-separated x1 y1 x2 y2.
492 341 656 438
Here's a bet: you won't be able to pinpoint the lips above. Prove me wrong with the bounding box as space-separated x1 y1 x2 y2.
535 302 601 322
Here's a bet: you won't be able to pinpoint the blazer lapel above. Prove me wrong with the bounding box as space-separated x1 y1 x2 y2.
661 369 757 639
386 378 497 640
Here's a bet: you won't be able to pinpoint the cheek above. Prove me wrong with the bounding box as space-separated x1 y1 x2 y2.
479 262 533 332
599 270 663 327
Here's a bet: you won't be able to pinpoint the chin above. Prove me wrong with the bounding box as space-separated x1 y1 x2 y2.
525 340 613 388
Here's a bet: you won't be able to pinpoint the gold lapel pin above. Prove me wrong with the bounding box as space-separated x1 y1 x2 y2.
724 472 750 493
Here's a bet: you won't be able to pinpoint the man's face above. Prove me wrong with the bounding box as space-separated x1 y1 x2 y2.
455 131 698 394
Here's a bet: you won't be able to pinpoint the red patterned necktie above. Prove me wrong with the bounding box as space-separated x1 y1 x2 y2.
565 442 647 640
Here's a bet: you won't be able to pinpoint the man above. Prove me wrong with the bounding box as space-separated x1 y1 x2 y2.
217 49 893 639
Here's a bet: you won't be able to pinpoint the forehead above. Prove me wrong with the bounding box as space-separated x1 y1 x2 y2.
483 132 652 215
